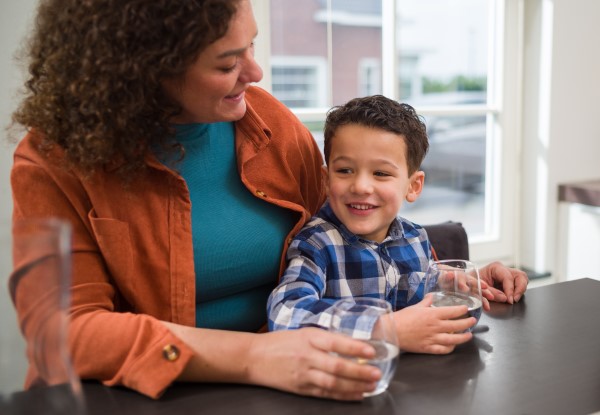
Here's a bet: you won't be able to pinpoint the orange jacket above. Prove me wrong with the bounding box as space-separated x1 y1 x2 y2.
10 86 326 398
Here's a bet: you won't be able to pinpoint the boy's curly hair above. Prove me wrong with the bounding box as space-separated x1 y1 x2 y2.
11 0 240 178
323 95 429 176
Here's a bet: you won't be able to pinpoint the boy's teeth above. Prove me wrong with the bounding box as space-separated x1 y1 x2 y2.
351 204 371 210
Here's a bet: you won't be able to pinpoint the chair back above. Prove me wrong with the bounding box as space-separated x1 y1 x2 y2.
423 221 469 261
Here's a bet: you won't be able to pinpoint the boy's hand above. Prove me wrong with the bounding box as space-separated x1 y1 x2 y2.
392 295 475 354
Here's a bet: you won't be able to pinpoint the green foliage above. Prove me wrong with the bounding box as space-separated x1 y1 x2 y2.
304 121 325 132
422 75 487 93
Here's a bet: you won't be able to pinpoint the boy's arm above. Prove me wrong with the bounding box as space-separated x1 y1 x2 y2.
267 239 339 331
393 229 434 310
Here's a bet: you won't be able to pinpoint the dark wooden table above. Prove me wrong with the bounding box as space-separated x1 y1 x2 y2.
3 278 600 415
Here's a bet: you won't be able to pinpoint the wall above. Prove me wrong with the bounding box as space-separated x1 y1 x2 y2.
519 0 600 280
0 1 35 216
0 0 38 393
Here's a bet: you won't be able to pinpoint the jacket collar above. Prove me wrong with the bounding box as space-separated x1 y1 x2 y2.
104 86 273 173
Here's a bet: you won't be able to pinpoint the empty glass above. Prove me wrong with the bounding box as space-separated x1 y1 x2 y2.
424 259 483 329
329 297 399 397
0 218 84 413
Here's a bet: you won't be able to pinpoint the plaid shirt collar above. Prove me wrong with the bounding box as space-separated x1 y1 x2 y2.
318 201 419 245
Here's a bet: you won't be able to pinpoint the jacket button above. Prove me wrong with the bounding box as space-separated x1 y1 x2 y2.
162 344 180 362
256 190 267 198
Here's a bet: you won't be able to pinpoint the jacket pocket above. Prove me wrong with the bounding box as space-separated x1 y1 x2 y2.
89 213 135 300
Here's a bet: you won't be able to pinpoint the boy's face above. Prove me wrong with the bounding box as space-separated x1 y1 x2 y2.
326 124 424 243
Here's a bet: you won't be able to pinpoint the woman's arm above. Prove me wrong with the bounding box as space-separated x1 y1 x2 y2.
161 322 381 401
479 261 528 303
11 138 195 398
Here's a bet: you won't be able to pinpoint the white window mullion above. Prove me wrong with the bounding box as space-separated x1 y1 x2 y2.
250 0 272 92
325 0 334 106
382 0 397 98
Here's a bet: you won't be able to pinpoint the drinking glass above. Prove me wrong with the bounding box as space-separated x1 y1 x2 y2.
424 259 483 329
0 218 84 413
329 297 399 397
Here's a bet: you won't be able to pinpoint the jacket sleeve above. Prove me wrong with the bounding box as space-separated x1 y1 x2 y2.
10 142 193 399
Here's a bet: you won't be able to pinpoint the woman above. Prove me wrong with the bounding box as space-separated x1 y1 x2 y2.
9 0 527 401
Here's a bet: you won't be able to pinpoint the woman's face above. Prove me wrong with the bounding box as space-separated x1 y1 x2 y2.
162 0 263 124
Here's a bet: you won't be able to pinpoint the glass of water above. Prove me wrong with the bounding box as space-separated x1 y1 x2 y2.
424 259 483 329
329 297 399 397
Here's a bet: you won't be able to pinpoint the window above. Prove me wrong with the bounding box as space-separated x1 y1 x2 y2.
358 58 382 97
392 0 494 242
271 56 327 108
256 0 520 264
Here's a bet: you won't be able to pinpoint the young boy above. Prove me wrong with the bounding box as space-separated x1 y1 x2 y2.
267 95 482 353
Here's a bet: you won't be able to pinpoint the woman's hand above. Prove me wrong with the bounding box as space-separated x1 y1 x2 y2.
479 261 529 304
391 295 475 354
246 328 381 401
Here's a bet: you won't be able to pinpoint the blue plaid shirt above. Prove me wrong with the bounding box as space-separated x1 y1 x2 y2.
267 202 433 332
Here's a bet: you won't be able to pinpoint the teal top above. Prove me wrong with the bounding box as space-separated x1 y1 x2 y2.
169 122 297 331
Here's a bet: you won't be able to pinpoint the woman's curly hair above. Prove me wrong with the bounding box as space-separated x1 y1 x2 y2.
11 0 240 178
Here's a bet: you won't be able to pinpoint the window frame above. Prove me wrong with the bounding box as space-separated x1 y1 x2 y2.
270 56 328 108
251 0 522 265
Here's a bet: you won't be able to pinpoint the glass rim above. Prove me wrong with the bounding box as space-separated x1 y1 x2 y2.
12 217 71 230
